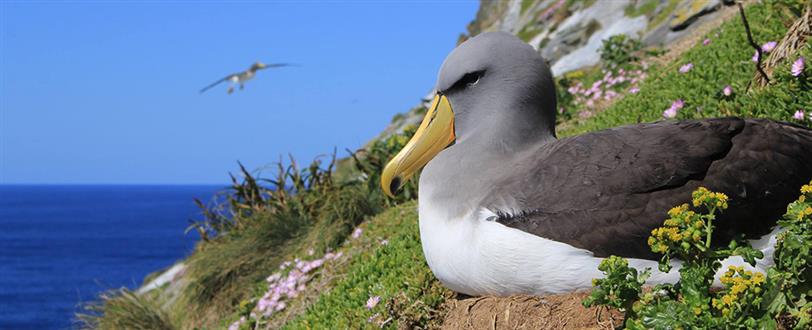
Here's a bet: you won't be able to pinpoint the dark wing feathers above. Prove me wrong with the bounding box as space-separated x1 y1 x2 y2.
494 118 812 259
261 63 294 69
199 74 236 94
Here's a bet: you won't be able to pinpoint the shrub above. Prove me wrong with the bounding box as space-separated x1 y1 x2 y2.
584 183 812 329
599 34 643 70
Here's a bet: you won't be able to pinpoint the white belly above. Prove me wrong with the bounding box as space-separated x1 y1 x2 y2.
417 200 779 296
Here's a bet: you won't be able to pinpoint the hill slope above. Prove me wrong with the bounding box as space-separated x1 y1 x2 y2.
81 1 811 329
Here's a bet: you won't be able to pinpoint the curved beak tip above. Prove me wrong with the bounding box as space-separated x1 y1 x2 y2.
388 177 401 197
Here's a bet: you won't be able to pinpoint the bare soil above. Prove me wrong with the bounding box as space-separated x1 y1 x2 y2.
441 292 623 330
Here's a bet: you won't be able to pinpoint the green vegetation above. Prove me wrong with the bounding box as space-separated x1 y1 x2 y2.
78 289 173 330
624 0 659 18
599 34 643 69
520 0 536 15
80 128 420 329
584 184 812 329
82 1 810 329
283 203 452 329
561 1 811 137
647 0 680 31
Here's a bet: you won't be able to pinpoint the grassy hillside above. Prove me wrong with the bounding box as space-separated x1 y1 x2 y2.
80 1 810 329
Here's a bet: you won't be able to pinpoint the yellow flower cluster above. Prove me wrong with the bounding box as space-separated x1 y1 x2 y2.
801 182 812 195
692 187 729 210
712 266 765 317
649 203 705 254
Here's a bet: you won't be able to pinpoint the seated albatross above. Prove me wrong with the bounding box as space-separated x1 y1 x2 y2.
381 32 812 296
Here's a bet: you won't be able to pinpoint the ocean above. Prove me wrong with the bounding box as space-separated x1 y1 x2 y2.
0 185 222 329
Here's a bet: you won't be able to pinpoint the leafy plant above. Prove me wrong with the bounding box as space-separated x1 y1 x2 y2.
584 183 812 329
349 125 419 206
599 34 643 70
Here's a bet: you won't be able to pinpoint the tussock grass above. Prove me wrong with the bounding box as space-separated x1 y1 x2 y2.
77 289 174 330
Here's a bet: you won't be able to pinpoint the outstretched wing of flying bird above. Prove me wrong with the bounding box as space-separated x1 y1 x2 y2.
199 74 237 94
257 63 296 70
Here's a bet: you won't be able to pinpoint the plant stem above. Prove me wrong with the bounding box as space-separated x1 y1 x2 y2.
705 207 717 249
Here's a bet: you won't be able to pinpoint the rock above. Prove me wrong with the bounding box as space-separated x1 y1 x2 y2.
546 1 647 75
669 0 722 31
540 19 600 65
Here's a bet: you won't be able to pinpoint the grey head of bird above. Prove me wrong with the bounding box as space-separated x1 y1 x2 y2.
381 32 557 197
250 61 267 71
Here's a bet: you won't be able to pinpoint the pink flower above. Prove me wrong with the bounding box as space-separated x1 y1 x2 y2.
791 57 805 77
228 316 246 330
752 41 778 62
275 301 286 311
629 87 640 94
351 228 363 239
723 85 732 96
366 295 381 309
703 38 711 46
380 239 389 245
794 110 806 121
663 99 684 119
679 63 693 73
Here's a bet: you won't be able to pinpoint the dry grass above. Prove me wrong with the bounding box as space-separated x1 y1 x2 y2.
752 4 811 87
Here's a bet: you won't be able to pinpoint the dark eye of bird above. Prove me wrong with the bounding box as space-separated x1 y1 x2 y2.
451 70 484 91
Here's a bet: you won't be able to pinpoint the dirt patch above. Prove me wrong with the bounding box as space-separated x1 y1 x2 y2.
441 292 623 330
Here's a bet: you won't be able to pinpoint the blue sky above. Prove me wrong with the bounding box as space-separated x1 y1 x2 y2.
0 1 477 184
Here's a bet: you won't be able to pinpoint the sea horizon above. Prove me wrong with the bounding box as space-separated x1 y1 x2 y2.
0 184 222 329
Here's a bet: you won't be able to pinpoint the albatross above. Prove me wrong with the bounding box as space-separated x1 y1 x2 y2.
380 32 812 296
199 61 293 94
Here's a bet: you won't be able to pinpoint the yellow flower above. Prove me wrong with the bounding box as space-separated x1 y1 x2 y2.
668 204 689 217
752 272 765 285
801 183 812 194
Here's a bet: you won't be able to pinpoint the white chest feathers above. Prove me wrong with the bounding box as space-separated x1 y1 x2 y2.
416 201 777 296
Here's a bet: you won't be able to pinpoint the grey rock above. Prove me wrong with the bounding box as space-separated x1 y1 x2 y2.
669 0 722 31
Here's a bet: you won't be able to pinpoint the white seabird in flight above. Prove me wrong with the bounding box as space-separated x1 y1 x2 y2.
200 61 293 94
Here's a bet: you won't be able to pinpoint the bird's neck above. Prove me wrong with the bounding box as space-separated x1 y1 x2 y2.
419 133 552 219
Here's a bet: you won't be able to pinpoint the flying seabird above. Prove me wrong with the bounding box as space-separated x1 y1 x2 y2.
380 32 812 296
199 61 293 94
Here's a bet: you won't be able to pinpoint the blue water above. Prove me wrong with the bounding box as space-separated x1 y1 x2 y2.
0 185 222 329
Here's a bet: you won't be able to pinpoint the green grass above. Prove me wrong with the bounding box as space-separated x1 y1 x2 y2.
560 2 811 137
282 202 453 329
78 289 174 330
624 0 659 18
520 0 536 15
174 183 383 327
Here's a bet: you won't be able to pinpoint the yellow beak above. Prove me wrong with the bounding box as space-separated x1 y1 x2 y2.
381 94 455 197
